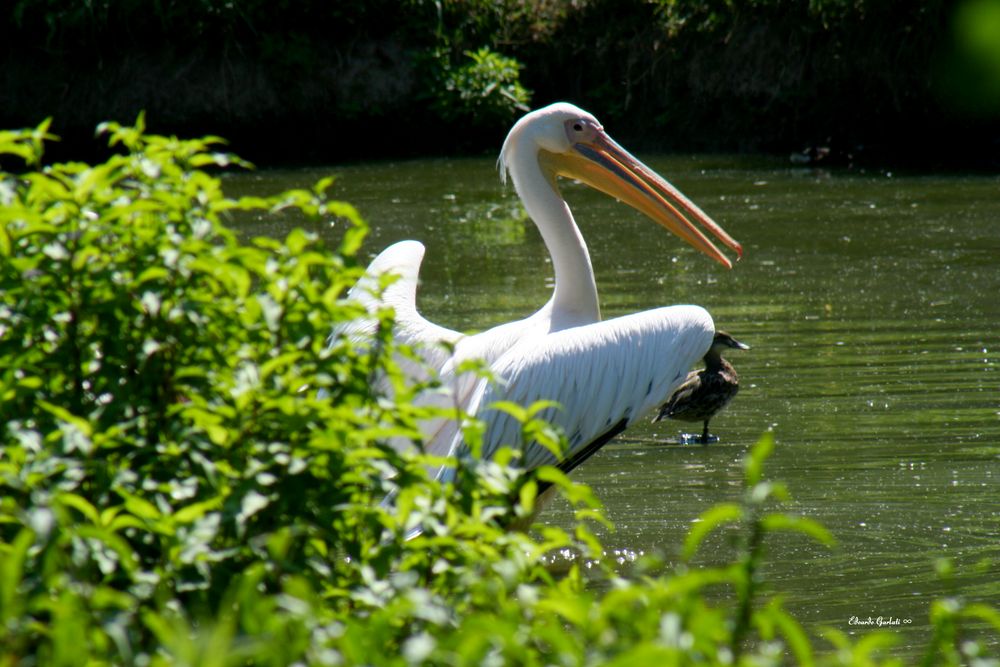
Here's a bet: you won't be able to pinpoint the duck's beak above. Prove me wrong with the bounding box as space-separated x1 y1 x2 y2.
540 129 741 268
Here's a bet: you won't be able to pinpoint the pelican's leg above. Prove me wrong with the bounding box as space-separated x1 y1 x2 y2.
701 420 710 445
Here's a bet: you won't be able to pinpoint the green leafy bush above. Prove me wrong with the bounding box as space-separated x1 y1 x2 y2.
0 116 593 664
1 119 998 665
431 47 532 130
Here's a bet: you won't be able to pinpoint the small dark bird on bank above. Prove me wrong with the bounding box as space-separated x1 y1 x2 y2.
654 331 749 444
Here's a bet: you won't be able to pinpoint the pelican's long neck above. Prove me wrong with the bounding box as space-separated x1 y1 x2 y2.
507 148 600 330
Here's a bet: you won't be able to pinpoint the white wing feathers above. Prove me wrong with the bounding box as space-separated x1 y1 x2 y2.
345 240 463 377
343 241 561 460
441 305 714 476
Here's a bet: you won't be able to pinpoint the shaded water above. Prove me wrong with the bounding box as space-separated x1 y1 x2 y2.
231 155 1000 656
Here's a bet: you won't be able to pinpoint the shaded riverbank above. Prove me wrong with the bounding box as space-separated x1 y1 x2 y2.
4 0 999 167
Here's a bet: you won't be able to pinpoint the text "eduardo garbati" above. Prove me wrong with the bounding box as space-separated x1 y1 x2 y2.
849 616 911 627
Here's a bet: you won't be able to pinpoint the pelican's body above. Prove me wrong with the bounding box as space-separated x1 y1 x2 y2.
654 331 749 443
345 103 741 503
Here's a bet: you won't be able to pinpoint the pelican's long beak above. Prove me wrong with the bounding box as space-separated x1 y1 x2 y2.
540 130 741 268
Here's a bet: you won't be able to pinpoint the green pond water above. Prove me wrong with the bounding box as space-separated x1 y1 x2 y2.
229 154 1000 656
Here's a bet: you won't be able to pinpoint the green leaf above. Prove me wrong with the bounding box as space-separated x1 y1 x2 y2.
75 525 139 574
173 498 222 525
682 502 744 561
0 528 35 619
536 594 589 627
758 598 815 666
56 493 101 525
37 400 93 438
0 223 10 256
489 400 528 423
137 266 170 284
107 514 146 533
744 430 775 487
236 491 270 533
518 479 537 517
17 376 43 389
760 513 836 547
117 490 162 522
206 424 230 446
963 603 1000 632
285 228 313 255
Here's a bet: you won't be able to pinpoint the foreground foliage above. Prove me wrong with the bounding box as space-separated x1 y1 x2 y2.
1 121 998 665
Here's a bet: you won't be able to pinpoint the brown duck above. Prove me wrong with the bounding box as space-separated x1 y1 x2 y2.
654 331 749 444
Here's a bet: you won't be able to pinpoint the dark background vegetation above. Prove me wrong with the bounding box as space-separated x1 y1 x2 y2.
4 0 1000 167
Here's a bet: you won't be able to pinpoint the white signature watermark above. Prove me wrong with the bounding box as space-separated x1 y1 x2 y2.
849 616 913 627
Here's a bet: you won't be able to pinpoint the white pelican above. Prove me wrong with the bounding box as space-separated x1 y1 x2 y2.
347 102 741 491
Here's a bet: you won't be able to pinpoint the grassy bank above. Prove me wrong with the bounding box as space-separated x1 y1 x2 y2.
4 0 999 166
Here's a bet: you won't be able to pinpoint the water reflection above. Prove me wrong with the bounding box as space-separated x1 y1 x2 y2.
227 155 1000 656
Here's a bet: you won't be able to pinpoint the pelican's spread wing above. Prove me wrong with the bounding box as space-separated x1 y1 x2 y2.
344 240 463 376
342 241 559 460
443 305 714 477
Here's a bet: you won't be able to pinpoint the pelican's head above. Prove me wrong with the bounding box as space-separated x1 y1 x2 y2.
500 102 742 268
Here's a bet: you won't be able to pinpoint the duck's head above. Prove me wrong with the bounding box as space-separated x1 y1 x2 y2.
712 331 750 354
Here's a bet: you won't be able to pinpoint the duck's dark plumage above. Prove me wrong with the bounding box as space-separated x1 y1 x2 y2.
655 330 748 443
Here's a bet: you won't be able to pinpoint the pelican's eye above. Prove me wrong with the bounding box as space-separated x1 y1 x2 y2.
565 118 598 143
